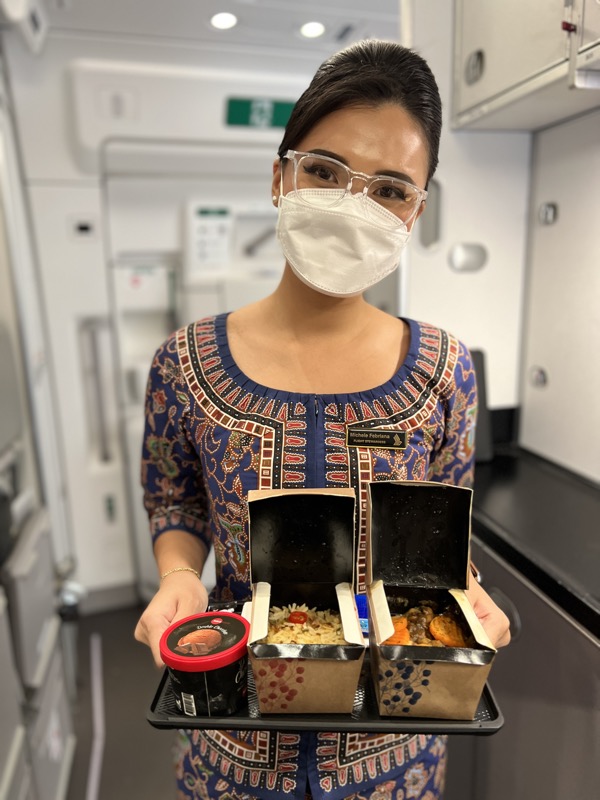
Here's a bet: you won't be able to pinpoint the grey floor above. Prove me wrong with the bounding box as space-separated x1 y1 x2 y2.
65 604 177 800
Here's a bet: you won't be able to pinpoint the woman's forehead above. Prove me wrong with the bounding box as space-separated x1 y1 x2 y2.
296 104 430 187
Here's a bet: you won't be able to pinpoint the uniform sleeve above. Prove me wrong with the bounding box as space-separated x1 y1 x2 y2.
140 330 212 551
427 340 478 489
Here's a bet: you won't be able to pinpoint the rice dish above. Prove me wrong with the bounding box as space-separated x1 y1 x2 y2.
262 603 347 644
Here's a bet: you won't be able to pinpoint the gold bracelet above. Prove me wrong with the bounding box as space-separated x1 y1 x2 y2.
160 566 201 581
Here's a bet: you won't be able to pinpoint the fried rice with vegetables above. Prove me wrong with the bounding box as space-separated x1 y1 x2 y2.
262 603 347 644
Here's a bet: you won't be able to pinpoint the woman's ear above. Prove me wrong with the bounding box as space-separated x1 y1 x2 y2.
271 158 282 203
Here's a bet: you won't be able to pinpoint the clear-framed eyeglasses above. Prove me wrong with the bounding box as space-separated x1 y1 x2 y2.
282 149 427 225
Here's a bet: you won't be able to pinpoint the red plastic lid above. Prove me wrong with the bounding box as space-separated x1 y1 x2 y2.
160 611 250 673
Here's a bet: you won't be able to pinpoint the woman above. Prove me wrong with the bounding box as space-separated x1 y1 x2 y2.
135 39 510 800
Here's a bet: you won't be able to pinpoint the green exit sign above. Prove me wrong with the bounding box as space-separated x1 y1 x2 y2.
226 97 295 129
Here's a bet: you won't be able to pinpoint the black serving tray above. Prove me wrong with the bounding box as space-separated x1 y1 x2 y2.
148 656 503 735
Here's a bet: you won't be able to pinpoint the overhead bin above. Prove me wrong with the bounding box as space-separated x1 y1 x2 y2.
452 0 600 130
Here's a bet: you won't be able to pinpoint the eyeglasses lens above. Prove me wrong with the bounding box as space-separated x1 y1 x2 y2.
293 153 419 222
294 154 347 207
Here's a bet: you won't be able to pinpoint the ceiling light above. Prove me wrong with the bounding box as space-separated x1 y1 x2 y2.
300 21 326 39
210 12 238 30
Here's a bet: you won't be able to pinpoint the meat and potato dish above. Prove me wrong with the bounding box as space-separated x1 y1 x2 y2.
382 601 472 648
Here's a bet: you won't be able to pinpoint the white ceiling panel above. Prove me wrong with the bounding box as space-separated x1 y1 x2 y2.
47 0 399 53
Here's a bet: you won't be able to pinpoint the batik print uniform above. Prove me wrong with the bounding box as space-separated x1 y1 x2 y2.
142 313 477 800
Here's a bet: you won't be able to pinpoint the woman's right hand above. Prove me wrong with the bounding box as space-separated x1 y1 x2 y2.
134 571 209 667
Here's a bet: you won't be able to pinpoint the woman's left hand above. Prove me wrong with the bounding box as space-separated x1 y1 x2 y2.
465 578 511 648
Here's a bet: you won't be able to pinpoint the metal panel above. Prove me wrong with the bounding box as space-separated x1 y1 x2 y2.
27 642 75 800
0 96 71 569
519 109 600 483
470 537 600 800
27 184 134 593
0 323 22 455
454 0 568 112
582 0 600 48
0 589 24 775
1 511 58 689
0 726 36 800
452 0 600 130
410 0 531 409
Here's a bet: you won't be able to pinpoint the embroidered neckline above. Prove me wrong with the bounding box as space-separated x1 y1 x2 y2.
212 312 440 402
180 314 453 427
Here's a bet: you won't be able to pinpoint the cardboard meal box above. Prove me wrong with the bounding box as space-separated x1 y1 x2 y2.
247 488 365 714
366 481 496 720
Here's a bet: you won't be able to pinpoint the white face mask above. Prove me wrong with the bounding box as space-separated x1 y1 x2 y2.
275 189 411 297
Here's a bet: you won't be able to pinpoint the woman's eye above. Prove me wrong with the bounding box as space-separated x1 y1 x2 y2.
376 184 409 202
306 164 336 182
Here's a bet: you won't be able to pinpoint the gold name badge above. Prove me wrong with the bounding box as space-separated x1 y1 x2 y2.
346 428 408 450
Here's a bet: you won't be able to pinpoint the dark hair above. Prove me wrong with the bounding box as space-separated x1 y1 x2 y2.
278 40 442 187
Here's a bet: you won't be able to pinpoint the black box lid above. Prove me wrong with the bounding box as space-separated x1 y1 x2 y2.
367 481 472 590
248 488 356 607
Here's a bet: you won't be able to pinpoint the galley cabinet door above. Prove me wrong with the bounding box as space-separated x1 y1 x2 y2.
470 537 600 800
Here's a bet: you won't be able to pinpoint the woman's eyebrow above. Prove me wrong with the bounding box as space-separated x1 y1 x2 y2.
309 148 417 185
309 147 348 163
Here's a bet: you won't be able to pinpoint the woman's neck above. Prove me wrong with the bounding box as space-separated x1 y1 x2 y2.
226 265 407 394
261 264 375 341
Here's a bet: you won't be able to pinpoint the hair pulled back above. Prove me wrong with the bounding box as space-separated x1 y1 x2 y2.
278 39 442 187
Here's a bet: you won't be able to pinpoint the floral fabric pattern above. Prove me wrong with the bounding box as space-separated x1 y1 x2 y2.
172 731 448 800
142 313 477 800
